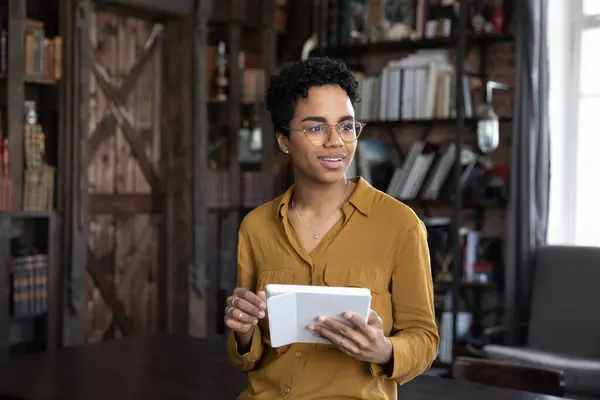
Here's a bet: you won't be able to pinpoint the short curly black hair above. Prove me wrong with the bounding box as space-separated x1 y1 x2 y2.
265 57 360 135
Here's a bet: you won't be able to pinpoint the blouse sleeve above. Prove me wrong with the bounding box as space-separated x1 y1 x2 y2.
369 220 440 384
226 223 265 372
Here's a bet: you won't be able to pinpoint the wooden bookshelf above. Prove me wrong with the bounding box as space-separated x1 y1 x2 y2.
0 0 62 364
191 0 280 338
307 0 515 367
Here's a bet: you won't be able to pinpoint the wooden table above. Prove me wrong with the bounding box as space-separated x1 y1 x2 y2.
0 334 565 400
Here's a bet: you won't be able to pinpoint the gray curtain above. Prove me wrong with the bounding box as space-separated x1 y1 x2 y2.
503 0 550 346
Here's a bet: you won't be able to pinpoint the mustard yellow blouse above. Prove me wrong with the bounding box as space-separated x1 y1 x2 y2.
227 177 439 400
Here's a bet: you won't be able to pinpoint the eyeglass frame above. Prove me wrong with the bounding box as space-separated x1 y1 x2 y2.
281 120 367 146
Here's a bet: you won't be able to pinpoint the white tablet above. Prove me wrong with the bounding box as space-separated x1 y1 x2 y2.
265 284 372 347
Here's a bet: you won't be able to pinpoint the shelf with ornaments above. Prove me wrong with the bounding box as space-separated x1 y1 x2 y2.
0 0 63 365
205 0 281 337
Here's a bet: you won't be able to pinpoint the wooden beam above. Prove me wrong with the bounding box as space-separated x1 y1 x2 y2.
88 25 163 160
161 20 194 334
89 193 163 215
227 0 242 209
46 214 61 352
60 0 92 346
91 62 162 192
7 0 26 210
87 249 134 335
55 0 71 353
95 0 193 16
0 216 10 363
189 0 214 338
261 0 277 200
62 0 92 348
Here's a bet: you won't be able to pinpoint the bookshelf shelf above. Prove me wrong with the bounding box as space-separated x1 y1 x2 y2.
1 75 58 86
434 281 496 292
402 199 506 210
364 116 512 129
24 76 57 86
0 211 55 219
310 33 514 58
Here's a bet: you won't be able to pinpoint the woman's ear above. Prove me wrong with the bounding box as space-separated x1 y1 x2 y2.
276 132 290 154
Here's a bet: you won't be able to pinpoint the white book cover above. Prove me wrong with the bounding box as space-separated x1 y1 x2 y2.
266 284 372 348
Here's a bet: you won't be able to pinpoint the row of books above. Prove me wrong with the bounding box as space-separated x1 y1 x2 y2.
0 110 55 212
349 137 507 205
355 50 483 122
23 165 55 212
386 140 457 201
204 169 287 209
10 254 49 319
24 19 63 81
0 19 63 81
348 138 458 201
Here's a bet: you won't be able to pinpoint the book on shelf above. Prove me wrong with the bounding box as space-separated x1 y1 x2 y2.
10 254 49 319
354 138 394 189
22 165 54 212
24 19 62 81
355 50 484 122
425 219 501 285
22 101 55 212
352 137 503 205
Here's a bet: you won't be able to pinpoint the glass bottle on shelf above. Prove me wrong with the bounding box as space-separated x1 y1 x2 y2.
249 105 262 152
477 81 509 153
238 119 251 162
212 41 229 101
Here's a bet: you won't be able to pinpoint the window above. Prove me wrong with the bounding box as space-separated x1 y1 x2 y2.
583 0 600 15
548 0 600 246
574 26 600 245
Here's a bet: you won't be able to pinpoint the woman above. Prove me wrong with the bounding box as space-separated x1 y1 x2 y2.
224 57 439 399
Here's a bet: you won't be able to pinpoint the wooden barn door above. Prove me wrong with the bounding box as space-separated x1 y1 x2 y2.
82 5 192 342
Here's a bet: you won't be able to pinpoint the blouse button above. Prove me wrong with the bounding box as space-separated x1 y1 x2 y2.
295 352 302 357
284 387 291 394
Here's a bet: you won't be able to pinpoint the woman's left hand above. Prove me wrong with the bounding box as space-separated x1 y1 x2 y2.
308 309 393 365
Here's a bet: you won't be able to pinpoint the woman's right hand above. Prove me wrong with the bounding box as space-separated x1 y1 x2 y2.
225 288 267 337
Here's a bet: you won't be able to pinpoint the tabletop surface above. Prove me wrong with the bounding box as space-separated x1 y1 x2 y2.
0 334 564 400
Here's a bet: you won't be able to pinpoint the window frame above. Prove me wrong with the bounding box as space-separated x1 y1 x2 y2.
563 0 600 244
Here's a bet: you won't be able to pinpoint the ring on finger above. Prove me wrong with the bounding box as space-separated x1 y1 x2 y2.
231 296 239 308
226 306 234 316
237 311 243 320
339 338 345 347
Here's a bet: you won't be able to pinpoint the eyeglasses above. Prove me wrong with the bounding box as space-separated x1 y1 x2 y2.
284 120 366 146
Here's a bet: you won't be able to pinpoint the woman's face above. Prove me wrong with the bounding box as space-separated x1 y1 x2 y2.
277 84 358 185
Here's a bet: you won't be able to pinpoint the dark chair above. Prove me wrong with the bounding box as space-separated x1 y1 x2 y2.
481 245 600 397
453 356 564 397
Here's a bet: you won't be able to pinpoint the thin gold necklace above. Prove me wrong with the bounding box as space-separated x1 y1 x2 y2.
291 183 351 239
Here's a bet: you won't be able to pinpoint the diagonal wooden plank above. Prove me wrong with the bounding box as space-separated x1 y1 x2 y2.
88 117 116 160
92 62 162 192
89 24 164 160
87 248 134 336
